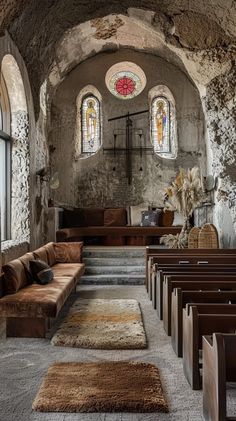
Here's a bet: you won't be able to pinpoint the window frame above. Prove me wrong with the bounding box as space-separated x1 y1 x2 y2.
151 95 171 155
80 93 101 156
0 74 11 241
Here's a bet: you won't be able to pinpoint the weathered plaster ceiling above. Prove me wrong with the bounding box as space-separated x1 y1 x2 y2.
0 0 235 113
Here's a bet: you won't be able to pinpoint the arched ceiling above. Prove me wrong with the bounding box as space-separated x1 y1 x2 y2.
0 0 235 114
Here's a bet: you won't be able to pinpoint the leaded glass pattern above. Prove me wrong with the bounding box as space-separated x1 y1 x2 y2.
105 62 146 100
151 96 170 154
81 95 101 154
149 85 177 159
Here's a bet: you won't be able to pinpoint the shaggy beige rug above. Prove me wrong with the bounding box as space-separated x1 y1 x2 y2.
51 299 147 349
32 361 168 413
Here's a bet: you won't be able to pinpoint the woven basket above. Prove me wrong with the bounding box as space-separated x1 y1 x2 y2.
198 223 219 249
188 227 200 249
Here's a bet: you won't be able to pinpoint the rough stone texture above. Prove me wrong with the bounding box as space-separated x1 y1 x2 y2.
0 1 234 115
1 240 29 265
0 2 236 246
51 49 205 209
11 110 30 242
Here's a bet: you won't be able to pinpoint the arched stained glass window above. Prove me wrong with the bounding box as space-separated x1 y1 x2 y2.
151 96 170 154
75 85 102 158
81 94 101 154
149 85 177 159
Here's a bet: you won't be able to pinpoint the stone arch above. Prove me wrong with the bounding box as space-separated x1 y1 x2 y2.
1 54 30 242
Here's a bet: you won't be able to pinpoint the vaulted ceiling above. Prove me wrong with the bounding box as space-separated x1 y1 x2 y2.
0 0 235 114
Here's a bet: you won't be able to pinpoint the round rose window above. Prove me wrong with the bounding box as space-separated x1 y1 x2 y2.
105 62 146 100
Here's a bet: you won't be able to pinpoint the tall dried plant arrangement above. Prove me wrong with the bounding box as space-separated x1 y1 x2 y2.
160 167 205 248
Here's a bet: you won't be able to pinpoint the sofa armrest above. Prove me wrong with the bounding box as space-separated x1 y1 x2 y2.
53 242 83 263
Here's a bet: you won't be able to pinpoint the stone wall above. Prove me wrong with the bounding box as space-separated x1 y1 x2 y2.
50 49 206 209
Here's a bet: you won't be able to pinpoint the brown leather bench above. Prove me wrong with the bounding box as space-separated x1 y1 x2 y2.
0 242 85 338
183 304 236 390
56 226 182 246
203 333 236 421
172 289 236 357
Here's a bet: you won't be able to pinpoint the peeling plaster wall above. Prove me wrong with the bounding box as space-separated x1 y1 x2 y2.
0 32 36 257
50 49 206 208
204 64 236 247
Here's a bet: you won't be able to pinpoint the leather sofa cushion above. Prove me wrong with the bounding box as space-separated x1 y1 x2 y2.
0 276 77 318
52 263 84 280
33 246 49 264
54 242 83 263
84 208 104 226
3 259 29 294
19 252 35 283
63 208 86 228
44 242 56 266
104 208 127 226
159 210 174 227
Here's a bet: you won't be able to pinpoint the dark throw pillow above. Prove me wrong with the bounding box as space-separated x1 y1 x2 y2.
140 210 162 227
29 260 53 285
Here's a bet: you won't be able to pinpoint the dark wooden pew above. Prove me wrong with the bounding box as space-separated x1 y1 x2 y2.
172 289 236 357
155 266 236 319
203 333 236 421
145 248 236 289
149 256 236 299
163 275 236 336
183 304 236 390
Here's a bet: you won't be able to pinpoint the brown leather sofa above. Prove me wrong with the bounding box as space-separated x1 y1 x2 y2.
0 242 85 338
57 207 181 246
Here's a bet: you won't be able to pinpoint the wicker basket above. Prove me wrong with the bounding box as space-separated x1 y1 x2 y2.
198 223 219 249
188 227 200 249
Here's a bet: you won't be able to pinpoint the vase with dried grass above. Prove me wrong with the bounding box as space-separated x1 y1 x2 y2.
160 167 205 248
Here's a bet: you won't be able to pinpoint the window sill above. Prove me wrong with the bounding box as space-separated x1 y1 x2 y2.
1 240 29 265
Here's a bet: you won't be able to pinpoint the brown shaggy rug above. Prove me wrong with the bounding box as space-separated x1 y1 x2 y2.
51 299 147 349
32 361 169 413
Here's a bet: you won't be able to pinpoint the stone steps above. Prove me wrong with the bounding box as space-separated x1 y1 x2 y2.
79 274 145 285
84 265 145 275
83 257 144 266
81 247 146 285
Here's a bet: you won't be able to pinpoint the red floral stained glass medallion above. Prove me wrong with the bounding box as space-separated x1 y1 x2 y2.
105 62 146 100
115 76 135 96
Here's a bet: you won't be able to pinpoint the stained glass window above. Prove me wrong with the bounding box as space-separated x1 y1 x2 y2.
149 85 177 159
151 96 170 154
81 94 101 154
105 62 146 100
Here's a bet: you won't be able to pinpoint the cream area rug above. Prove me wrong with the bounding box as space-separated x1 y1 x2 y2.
51 299 147 349
33 361 168 413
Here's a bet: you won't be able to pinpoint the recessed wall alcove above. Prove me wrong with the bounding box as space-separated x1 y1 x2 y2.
50 49 206 209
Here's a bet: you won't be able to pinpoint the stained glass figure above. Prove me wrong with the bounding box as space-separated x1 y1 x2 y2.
151 96 170 154
81 95 101 153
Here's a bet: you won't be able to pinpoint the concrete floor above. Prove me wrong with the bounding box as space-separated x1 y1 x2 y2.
0 285 235 421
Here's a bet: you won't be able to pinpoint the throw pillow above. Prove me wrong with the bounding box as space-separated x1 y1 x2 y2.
29 260 53 285
172 211 184 226
104 208 127 226
84 208 104 226
62 208 86 228
130 204 147 226
140 210 162 226
54 242 83 263
159 210 174 227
